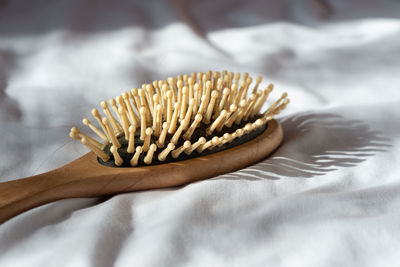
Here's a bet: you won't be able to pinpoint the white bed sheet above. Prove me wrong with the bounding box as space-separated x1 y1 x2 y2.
1 0 400 266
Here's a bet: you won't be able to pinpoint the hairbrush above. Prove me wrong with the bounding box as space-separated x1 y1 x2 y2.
0 70 289 224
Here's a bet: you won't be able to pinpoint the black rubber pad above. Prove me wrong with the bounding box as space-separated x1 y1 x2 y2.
98 116 267 167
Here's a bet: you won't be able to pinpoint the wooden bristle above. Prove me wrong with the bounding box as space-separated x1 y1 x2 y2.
206 110 228 135
204 90 219 124
122 92 139 127
70 127 103 150
185 137 206 155
166 91 173 123
127 125 136 153
144 144 157 165
154 105 162 137
130 146 142 166
183 114 202 140
109 98 120 117
157 122 170 148
171 119 187 145
131 88 142 112
82 118 108 143
244 123 252 134
167 77 177 102
193 83 200 114
252 76 262 94
215 87 230 117
209 136 220 150
139 107 147 140
264 92 288 116
110 145 123 166
118 106 130 140
161 84 169 119
235 100 248 125
172 141 191 159
80 137 110 162
139 89 152 122
158 143 175 161
222 133 232 145
143 128 153 152
168 103 180 134
91 108 110 141
197 138 213 153
180 86 188 121
243 94 257 121
146 84 155 117
101 101 122 135
102 117 121 148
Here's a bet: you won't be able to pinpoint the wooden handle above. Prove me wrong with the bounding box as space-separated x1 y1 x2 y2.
0 119 283 224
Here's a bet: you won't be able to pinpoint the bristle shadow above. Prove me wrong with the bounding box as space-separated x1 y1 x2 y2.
218 112 391 181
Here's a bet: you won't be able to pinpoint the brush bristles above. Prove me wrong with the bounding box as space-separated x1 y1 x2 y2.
70 71 289 167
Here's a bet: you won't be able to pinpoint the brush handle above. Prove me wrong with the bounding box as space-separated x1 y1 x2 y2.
0 156 99 224
0 119 283 224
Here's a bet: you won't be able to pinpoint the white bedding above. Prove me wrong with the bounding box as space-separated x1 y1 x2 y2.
1 0 400 266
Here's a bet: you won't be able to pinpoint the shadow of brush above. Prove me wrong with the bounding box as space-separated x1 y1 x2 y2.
219 112 391 181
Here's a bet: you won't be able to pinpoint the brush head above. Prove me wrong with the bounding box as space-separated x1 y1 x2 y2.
70 71 289 167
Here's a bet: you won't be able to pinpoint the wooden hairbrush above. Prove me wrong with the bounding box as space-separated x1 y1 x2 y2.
0 70 289 224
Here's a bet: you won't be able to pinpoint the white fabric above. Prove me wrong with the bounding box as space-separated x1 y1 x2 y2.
1 0 400 266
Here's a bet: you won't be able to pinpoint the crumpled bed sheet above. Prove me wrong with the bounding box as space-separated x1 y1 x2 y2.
1 0 400 266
